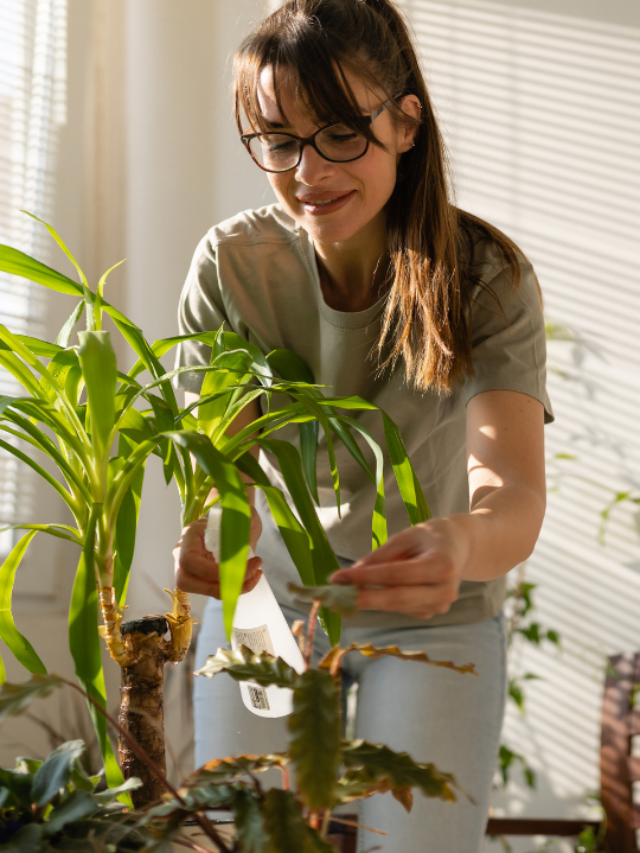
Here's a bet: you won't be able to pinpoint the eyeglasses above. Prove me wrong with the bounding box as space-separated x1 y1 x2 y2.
240 95 400 173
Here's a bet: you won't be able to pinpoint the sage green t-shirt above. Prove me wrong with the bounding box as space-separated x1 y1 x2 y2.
175 204 553 628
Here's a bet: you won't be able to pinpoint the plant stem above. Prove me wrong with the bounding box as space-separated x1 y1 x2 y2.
63 679 232 853
305 601 321 668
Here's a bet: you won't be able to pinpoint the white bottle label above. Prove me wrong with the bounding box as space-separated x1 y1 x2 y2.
232 624 276 656
232 624 276 711
247 685 270 711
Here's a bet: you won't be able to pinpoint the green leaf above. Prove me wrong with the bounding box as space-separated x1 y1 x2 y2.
198 349 253 440
304 826 339 853
265 349 322 502
342 740 459 804
15 757 43 774
92 775 143 804
381 411 431 525
524 764 536 789
546 629 561 647
21 211 94 327
56 300 85 347
0 674 65 723
195 647 298 688
113 319 178 414
94 258 127 333
0 343 44 399
332 415 387 549
258 438 341 645
0 531 47 677
77 330 117 458
318 642 478 676
233 789 268 853
44 788 99 835
0 765 34 811
15 335 61 358
235 454 315 587
166 431 251 639
0 524 81 546
0 436 79 514
509 678 525 713
185 754 288 789
0 244 80 296
262 788 307 853
544 321 575 341
68 520 126 799
1 822 43 851
287 583 358 617
113 435 145 606
39 348 81 408
147 395 176 486
31 739 85 806
299 420 320 505
517 623 541 645
266 348 315 384
289 669 340 810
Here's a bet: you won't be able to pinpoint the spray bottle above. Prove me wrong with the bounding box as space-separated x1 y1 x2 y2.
204 505 305 717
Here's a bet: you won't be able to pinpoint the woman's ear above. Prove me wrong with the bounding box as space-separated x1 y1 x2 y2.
396 94 422 153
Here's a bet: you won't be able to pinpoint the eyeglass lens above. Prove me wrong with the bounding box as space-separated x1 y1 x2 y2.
248 123 368 172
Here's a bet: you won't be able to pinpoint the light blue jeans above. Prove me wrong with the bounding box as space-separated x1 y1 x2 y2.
194 599 507 853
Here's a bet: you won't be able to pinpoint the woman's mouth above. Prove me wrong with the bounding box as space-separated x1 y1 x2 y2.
296 190 355 215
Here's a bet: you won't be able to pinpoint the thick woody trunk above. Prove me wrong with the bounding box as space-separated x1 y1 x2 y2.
118 616 170 809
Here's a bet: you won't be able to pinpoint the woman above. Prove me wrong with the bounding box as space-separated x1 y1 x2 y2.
173 1 552 850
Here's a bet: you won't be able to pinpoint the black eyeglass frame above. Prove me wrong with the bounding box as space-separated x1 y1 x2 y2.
240 94 403 173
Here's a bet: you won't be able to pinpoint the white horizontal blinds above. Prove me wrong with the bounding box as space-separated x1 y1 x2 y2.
401 0 640 821
0 0 67 554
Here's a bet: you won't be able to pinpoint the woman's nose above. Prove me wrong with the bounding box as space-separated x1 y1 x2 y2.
294 143 335 184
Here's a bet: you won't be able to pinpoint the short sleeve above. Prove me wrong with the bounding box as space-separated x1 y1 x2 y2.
462 257 554 424
174 234 232 393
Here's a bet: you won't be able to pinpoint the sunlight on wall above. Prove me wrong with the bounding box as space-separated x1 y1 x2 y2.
401 0 640 844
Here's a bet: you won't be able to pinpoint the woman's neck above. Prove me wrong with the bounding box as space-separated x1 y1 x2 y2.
313 220 390 313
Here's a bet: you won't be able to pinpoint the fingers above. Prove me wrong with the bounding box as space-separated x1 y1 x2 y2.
356 583 457 620
330 553 452 587
241 558 263 593
173 516 263 599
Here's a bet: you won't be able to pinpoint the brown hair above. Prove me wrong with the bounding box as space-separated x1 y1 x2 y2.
233 0 523 394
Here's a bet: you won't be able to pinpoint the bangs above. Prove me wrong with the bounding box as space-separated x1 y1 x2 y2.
234 21 397 142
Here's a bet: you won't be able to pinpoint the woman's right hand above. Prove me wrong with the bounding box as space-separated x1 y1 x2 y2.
173 505 263 598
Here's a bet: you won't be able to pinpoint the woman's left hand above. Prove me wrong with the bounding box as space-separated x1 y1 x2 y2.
329 518 468 620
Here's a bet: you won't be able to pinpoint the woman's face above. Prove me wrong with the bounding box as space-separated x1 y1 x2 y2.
254 67 418 250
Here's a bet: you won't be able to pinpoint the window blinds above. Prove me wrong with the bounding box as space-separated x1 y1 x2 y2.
0 0 67 554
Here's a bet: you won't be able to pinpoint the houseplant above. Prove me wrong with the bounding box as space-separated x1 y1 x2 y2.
0 584 476 852
0 215 430 805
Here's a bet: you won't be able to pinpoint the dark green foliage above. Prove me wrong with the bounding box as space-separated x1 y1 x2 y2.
195 646 299 688
288 583 359 617
0 675 66 724
0 738 143 849
499 576 561 791
289 670 342 810
262 789 308 853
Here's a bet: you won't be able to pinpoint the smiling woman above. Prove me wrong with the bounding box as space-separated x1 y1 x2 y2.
172 1 552 851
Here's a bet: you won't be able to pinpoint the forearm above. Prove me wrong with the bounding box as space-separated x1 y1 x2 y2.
439 483 546 583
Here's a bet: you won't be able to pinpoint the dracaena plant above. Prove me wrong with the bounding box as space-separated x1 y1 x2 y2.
0 214 431 804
